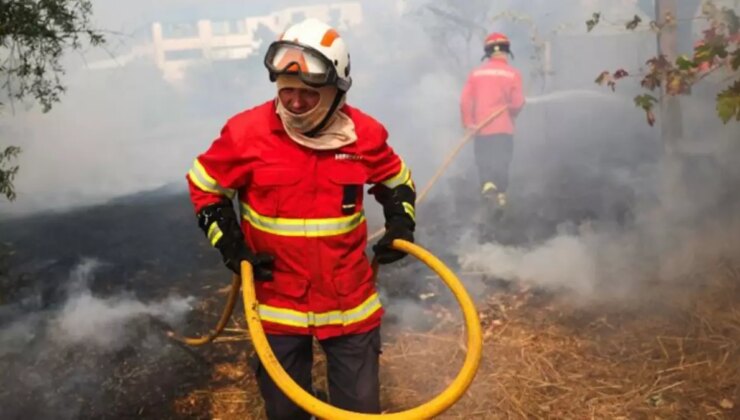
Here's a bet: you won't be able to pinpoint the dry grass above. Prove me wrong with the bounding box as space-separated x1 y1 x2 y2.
175 261 740 419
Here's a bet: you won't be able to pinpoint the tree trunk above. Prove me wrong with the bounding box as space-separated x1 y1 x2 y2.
655 0 683 152
654 0 692 281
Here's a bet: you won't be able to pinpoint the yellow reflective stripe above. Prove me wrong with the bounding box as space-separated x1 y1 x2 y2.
207 223 223 246
240 203 365 237
481 182 498 194
403 177 416 191
257 307 309 328
258 293 382 328
382 161 411 189
188 159 235 198
402 202 416 221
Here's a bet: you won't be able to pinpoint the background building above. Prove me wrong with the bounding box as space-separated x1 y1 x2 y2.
151 2 363 81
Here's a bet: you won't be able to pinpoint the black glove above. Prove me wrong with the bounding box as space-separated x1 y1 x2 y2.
197 201 274 281
370 184 416 265
373 220 414 264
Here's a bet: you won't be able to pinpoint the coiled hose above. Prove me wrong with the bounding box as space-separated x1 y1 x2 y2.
170 240 482 418
169 106 509 415
240 239 482 419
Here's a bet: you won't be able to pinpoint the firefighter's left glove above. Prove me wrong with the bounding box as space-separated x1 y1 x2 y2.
197 201 274 281
370 184 416 265
373 220 414 264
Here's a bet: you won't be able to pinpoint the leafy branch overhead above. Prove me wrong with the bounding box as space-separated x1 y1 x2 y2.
595 69 630 92
626 15 642 31
0 0 105 112
0 146 21 201
587 13 643 33
0 0 105 203
586 13 601 32
634 94 659 126
717 80 740 123
589 5 740 126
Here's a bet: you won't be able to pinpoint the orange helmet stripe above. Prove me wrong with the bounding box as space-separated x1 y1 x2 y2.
320 29 340 47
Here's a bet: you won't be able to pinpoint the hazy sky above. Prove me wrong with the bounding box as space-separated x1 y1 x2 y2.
0 0 732 217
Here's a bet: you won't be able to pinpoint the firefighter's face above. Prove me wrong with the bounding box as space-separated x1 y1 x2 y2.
278 87 321 114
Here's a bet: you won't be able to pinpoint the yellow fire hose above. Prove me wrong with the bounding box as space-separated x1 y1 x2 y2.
168 106 510 416
167 274 241 345
170 105 506 347
368 105 508 242
240 239 482 419
170 240 482 418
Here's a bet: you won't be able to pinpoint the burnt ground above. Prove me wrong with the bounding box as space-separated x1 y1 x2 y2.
0 188 225 419
0 172 615 419
0 182 460 420
1 150 738 419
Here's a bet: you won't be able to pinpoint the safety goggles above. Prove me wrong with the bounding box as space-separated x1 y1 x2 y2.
264 41 350 91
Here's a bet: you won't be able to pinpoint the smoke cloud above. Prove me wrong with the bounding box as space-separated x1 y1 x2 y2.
0 258 195 418
2 258 193 352
51 289 193 348
1 0 736 305
1 2 739 418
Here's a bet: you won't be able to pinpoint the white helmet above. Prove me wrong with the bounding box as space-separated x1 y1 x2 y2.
264 19 352 92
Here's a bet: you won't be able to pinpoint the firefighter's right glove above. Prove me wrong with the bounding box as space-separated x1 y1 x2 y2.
197 201 274 281
370 183 416 265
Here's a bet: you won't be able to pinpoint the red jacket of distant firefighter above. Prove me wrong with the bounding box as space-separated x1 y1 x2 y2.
187 101 413 339
460 56 525 135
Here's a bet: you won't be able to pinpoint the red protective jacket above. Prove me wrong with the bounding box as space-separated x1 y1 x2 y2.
460 56 525 135
187 101 413 339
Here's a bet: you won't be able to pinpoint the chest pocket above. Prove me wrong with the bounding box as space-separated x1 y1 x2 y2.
328 162 368 215
250 168 302 216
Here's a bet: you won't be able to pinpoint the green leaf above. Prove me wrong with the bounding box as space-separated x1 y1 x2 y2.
1 146 21 160
722 7 740 35
595 70 611 86
732 50 740 71
0 146 22 202
716 80 740 124
676 55 696 70
716 45 729 59
694 44 712 61
626 15 642 30
633 95 658 126
586 12 601 32
634 94 658 110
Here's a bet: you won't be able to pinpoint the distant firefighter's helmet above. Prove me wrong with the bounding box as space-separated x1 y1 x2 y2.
484 32 511 57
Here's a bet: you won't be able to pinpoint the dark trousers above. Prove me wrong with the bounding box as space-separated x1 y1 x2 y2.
254 327 381 420
474 134 514 192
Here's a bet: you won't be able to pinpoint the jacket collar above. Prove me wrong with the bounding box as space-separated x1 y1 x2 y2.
268 99 352 134
268 99 285 134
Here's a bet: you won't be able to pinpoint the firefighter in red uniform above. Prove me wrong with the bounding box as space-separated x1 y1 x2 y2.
186 19 415 419
460 32 525 215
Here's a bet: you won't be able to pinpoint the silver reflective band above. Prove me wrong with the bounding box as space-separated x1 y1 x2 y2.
382 161 412 189
257 293 383 328
188 159 236 198
240 203 365 237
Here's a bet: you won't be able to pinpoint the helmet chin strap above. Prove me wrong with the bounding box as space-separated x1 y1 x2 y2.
305 90 345 137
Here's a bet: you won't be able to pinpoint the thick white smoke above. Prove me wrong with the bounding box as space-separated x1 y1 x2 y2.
50 291 193 348
2 258 194 352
